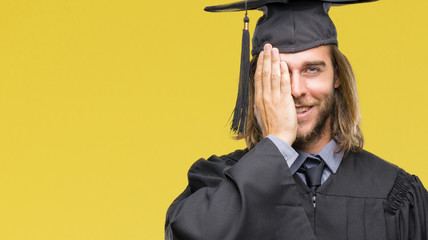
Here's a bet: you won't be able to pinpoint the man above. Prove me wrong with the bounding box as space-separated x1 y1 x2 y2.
165 0 428 239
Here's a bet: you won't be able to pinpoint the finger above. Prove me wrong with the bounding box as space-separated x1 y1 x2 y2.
280 61 291 96
255 51 269 132
255 51 268 131
261 44 273 132
271 47 281 99
262 44 272 97
254 51 264 104
254 104 266 135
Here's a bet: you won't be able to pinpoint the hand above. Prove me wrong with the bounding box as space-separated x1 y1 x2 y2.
254 44 297 145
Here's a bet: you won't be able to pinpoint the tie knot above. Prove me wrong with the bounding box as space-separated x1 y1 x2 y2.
298 157 326 191
304 155 322 168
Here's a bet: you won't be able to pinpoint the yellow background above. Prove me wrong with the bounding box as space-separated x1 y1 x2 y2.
0 0 427 239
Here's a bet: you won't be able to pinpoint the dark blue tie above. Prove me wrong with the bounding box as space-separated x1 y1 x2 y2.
298 156 326 195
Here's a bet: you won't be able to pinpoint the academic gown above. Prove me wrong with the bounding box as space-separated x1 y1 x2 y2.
165 138 428 240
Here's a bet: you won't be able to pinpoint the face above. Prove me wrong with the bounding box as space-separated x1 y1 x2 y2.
279 45 340 146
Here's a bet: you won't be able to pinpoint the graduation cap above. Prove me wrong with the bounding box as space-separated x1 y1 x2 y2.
204 0 377 134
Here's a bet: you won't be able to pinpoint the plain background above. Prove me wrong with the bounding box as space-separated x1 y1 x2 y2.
0 0 427 239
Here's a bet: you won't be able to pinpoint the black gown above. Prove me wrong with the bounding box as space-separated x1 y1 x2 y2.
165 138 428 240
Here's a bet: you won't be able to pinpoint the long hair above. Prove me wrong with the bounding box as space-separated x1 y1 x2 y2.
236 45 364 154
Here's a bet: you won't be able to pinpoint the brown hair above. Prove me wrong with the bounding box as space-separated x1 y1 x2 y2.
237 45 364 154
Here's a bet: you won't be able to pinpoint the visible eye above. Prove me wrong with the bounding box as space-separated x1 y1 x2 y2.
306 67 319 73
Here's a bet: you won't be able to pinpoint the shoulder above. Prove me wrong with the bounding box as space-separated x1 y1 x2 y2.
343 149 400 183
346 149 399 175
186 148 248 192
190 148 248 171
336 149 425 201
324 149 399 198
351 151 428 214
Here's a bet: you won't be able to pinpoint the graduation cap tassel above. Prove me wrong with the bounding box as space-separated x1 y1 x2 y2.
231 2 250 134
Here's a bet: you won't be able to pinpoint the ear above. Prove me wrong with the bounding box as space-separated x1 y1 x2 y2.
334 76 341 88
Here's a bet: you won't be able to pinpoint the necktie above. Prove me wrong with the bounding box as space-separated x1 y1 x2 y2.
298 157 326 195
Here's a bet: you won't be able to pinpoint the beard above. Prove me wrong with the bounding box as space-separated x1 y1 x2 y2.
293 90 335 148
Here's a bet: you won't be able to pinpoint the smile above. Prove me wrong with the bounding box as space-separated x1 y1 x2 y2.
295 106 313 120
296 106 311 114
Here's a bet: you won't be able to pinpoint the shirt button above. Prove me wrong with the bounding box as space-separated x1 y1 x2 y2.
284 155 288 160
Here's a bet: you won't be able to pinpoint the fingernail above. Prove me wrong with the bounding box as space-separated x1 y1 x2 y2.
272 48 278 57
264 44 271 51
260 51 264 58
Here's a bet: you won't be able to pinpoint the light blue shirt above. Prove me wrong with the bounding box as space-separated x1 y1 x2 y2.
267 135 344 185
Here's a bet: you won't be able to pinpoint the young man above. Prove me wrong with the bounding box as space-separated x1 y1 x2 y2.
165 0 428 239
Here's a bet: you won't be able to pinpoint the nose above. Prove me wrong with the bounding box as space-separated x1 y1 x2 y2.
290 73 307 98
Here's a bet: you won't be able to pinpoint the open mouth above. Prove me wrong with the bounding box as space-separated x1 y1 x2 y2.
296 106 312 114
295 106 313 121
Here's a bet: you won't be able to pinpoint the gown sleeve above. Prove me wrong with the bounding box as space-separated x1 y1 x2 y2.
388 169 428 240
164 138 315 240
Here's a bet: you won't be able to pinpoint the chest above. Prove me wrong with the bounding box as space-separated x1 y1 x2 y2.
294 175 396 240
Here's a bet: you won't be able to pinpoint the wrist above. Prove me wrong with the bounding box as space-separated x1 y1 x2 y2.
268 132 295 146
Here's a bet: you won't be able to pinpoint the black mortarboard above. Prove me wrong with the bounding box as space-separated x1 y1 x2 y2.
204 0 377 134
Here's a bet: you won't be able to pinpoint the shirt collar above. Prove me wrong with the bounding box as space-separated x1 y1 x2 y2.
289 139 344 175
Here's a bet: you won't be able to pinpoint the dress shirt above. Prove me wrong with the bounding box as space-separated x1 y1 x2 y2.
267 135 344 185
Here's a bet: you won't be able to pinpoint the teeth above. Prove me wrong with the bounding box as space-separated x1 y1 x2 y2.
296 107 310 113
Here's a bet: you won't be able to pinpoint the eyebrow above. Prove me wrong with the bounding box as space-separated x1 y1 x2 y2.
303 61 326 67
